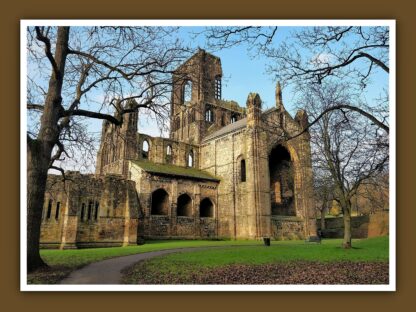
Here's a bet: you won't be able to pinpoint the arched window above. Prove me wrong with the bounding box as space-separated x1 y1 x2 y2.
240 159 246 182
188 150 194 167
55 202 61 220
205 107 214 122
94 201 99 220
46 199 52 219
200 198 214 218
166 144 173 164
215 76 222 100
80 203 85 221
142 140 149 159
177 193 192 217
87 201 93 220
231 114 238 123
151 189 169 215
182 80 192 103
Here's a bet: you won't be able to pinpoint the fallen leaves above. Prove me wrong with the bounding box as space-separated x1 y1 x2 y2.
122 261 389 285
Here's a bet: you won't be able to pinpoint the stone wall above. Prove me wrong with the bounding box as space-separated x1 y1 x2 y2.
317 211 389 239
271 216 305 240
40 173 140 249
129 162 219 239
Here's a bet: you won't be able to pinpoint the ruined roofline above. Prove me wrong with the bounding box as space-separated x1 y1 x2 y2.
202 117 247 142
174 48 220 72
46 172 127 182
131 160 220 182
136 132 200 147
211 99 246 114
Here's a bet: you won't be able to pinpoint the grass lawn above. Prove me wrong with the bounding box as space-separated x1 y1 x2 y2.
28 240 260 284
122 236 389 284
29 236 389 284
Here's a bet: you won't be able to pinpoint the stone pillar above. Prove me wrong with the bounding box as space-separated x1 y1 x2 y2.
170 180 178 237
59 195 78 249
245 93 271 239
246 93 262 128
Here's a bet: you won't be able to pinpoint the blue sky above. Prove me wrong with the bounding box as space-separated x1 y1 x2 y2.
136 26 388 137
27 25 390 172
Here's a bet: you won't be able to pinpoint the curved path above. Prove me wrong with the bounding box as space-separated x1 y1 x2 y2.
60 246 247 284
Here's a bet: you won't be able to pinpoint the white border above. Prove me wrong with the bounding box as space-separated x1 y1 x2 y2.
20 19 396 292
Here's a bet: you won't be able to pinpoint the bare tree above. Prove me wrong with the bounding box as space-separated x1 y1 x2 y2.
314 173 334 231
203 26 390 133
26 26 192 272
302 82 389 248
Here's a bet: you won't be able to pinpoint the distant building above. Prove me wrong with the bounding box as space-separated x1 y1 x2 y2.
40 50 316 249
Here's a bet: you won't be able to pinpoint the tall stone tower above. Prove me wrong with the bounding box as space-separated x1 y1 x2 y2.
245 93 272 238
170 49 223 144
96 101 138 177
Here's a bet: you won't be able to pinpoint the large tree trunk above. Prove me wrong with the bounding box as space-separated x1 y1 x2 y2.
27 140 52 271
342 199 352 248
26 26 70 272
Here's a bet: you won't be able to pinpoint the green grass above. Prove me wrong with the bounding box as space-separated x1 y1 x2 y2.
39 240 261 268
122 236 389 283
31 237 388 284
145 236 389 268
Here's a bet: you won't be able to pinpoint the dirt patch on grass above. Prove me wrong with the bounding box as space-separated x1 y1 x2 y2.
27 266 75 284
122 261 389 285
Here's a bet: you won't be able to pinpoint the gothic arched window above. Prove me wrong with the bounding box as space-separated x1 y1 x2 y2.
240 159 246 182
188 150 194 167
142 140 149 159
205 107 214 123
182 80 192 103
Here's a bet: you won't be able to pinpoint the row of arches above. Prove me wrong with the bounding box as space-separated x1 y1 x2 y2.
151 189 214 218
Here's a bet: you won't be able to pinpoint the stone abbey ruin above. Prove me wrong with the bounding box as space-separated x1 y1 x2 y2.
40 50 317 249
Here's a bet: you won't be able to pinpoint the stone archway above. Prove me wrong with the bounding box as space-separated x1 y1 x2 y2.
151 189 169 215
269 145 296 216
199 198 214 218
177 193 192 217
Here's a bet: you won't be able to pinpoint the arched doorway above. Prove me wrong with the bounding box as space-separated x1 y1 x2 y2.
269 145 296 216
200 198 214 218
177 193 192 217
151 189 169 215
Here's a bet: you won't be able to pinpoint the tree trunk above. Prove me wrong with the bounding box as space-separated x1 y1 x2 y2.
342 200 352 248
27 140 51 271
26 26 70 272
320 207 326 230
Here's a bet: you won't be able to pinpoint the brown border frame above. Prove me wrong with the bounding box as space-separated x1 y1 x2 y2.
2 0 415 310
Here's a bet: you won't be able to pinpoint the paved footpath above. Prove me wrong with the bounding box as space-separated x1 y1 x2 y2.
60 246 240 284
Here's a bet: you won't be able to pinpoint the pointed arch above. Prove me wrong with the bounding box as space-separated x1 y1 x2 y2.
142 140 150 159
269 144 296 216
200 197 214 218
177 193 193 217
151 188 169 215
188 149 194 167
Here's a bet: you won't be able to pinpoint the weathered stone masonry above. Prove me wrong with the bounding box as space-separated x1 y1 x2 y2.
40 49 317 248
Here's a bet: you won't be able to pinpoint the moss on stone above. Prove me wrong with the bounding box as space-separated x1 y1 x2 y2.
132 160 220 182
